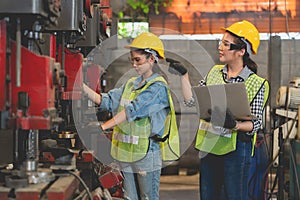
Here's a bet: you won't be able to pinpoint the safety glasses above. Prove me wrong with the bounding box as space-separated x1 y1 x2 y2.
218 40 241 51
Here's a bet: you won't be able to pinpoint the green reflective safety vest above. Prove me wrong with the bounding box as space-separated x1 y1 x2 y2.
195 65 269 155
111 76 180 163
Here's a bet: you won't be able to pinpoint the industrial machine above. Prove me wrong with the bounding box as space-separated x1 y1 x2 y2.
271 77 300 199
0 0 124 199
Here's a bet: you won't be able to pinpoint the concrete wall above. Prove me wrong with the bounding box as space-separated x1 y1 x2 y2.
100 37 300 110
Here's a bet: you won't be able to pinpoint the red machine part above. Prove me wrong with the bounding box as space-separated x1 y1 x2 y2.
100 0 112 18
10 41 56 130
42 150 94 163
86 63 102 94
49 34 57 59
85 0 101 18
99 167 124 198
58 47 83 100
0 20 7 111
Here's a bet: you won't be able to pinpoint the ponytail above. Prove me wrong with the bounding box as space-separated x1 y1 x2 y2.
231 33 258 74
243 52 258 74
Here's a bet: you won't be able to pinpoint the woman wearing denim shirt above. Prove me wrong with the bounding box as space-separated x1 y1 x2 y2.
83 32 179 200
168 20 269 200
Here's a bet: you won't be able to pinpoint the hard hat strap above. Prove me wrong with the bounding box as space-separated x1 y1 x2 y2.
240 38 253 56
144 48 159 62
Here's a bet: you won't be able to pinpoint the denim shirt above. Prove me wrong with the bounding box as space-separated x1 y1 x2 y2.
99 73 170 139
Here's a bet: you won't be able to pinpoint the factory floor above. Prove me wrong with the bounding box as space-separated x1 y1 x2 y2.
159 171 281 200
159 172 200 200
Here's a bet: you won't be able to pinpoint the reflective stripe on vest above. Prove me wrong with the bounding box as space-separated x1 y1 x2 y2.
113 132 139 144
111 76 180 162
195 65 269 155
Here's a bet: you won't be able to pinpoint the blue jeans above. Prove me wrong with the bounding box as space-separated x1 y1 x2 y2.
200 139 252 200
121 141 162 200
247 136 268 200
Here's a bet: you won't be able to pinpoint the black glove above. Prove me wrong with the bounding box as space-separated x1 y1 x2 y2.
166 58 187 76
209 107 236 129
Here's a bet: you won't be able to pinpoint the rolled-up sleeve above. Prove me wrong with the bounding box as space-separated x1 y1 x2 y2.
125 82 170 124
99 86 124 113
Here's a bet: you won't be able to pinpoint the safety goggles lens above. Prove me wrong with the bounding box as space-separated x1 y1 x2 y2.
218 40 240 51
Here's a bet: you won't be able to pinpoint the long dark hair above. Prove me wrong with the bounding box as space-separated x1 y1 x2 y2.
232 34 258 74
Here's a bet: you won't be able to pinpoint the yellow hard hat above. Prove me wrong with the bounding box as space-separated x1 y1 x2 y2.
125 32 165 59
222 20 260 54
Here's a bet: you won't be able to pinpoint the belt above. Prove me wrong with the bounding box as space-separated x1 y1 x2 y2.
237 131 253 143
149 134 168 142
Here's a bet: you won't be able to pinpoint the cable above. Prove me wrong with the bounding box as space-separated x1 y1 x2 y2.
55 171 93 200
68 170 93 200
264 114 298 198
74 189 89 200
288 138 300 198
267 171 278 200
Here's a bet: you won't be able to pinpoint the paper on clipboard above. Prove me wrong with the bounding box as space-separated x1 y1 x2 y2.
192 82 256 120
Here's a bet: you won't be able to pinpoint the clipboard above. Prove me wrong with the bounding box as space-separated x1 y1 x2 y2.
192 82 256 120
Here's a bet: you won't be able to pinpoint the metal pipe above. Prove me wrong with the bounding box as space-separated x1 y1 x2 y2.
297 106 300 140
61 32 65 71
14 129 19 168
26 130 39 171
16 18 21 87
278 126 284 199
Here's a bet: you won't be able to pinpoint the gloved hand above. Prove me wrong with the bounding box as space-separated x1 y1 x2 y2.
209 107 236 129
166 58 187 76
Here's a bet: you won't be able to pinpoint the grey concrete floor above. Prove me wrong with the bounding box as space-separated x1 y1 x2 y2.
159 173 281 200
159 173 200 200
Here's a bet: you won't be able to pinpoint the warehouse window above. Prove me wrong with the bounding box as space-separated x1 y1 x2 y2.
118 22 149 39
